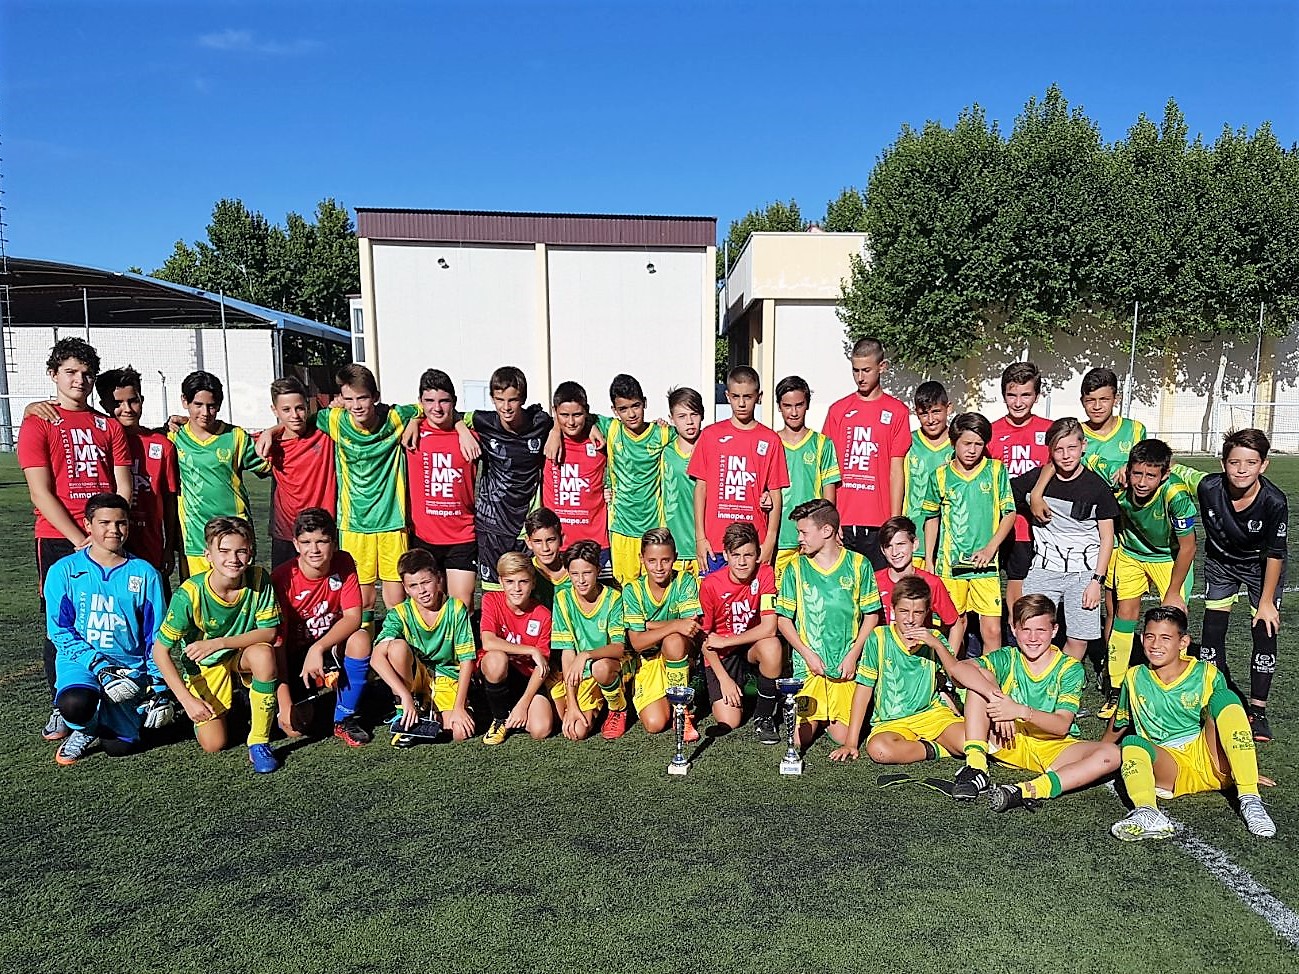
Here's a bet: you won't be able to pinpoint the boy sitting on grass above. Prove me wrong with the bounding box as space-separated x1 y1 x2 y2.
152 516 282 774
369 549 477 745
479 552 556 745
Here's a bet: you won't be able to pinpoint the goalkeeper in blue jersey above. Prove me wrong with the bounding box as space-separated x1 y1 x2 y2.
44 492 171 765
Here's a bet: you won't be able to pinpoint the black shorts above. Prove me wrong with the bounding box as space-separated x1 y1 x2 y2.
703 652 751 705
270 538 297 572
477 532 526 586
411 536 480 575
1000 538 1034 582
1204 557 1286 612
841 525 885 571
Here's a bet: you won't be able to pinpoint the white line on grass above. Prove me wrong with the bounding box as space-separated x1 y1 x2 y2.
1168 814 1299 949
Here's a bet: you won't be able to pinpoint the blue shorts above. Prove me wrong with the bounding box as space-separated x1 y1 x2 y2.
702 552 728 577
55 658 144 742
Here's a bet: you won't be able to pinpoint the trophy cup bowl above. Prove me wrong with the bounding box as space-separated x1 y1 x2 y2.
665 684 696 776
775 677 805 775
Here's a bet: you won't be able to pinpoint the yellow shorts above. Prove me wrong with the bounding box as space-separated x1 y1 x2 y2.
410 660 462 713
610 533 644 586
673 558 699 579
775 549 800 588
341 529 408 585
991 733 1082 774
183 651 251 719
1163 733 1231 798
184 554 211 576
632 655 669 712
796 674 857 726
549 674 605 714
942 575 1002 617
868 703 963 752
1111 548 1193 603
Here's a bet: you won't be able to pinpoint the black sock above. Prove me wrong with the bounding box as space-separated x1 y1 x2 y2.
754 675 778 721
484 678 512 722
921 740 938 761
1200 608 1231 674
1250 620 1278 704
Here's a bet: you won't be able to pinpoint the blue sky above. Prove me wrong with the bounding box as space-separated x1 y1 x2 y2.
3 1 1296 272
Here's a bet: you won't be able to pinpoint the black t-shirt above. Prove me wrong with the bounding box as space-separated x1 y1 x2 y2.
1012 467 1120 573
470 404 553 537
1196 472 1289 570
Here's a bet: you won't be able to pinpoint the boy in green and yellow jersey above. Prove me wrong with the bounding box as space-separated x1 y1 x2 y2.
169 371 269 577
597 374 674 585
622 528 702 741
777 499 881 751
662 387 704 577
829 575 964 766
934 594 1119 808
523 507 571 610
1079 366 1147 479
370 548 478 745
773 376 840 586
1103 606 1275 841
151 516 282 773
903 381 953 531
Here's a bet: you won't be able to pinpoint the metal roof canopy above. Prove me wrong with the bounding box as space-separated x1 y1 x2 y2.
0 256 349 342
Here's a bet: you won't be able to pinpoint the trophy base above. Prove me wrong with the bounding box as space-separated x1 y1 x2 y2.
779 758 804 776
667 761 691 776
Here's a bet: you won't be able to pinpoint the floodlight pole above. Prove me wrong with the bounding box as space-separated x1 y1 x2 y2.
219 290 233 423
1123 301 1139 416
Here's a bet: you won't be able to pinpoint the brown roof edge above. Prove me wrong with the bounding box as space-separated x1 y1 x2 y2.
356 209 717 248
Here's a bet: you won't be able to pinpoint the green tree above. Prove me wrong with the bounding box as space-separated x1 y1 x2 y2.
821 187 867 232
717 200 806 279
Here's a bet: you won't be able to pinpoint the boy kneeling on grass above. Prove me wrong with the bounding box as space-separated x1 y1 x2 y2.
1103 605 1276 841
936 594 1120 811
478 552 556 745
152 516 283 774
369 548 477 746
829 575 964 766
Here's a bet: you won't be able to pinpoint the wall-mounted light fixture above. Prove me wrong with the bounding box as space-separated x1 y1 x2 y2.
646 261 656 274
438 258 449 269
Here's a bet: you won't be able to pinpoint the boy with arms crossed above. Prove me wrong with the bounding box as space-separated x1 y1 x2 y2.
1176 429 1288 742
621 528 703 739
20 338 133 738
550 541 629 741
263 376 337 571
690 366 790 575
822 337 910 569
939 594 1119 808
699 522 783 742
903 381 952 529
777 499 881 751
774 375 840 585
829 576 964 765
921 412 1016 657
407 369 479 608
661 387 705 577
1104 606 1275 840
170 371 269 576
370 548 477 745
479 552 555 745
45 493 170 765
271 508 372 746
989 362 1053 609
152 516 283 773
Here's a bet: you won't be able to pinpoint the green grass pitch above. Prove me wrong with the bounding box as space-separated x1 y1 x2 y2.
0 453 1296 973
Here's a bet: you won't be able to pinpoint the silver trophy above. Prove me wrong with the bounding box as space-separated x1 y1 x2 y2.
666 684 696 776
775 677 804 775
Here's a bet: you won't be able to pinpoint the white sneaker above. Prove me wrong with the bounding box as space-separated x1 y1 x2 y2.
1239 794 1277 838
1111 805 1177 842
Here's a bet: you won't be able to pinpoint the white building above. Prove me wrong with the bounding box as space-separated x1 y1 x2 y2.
355 209 718 418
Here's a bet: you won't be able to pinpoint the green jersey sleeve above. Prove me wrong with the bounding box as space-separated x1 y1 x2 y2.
394 403 421 425
994 461 1015 518
251 569 280 629
450 600 476 662
377 604 409 644
855 628 882 687
157 582 198 650
919 465 941 521
672 572 701 618
820 435 841 485
1113 675 1133 729
1168 480 1199 536
1171 463 1206 492
594 414 613 437
315 407 335 435
606 592 627 644
621 581 649 632
236 426 271 476
978 646 1014 689
855 558 883 615
776 560 799 619
1056 657 1085 714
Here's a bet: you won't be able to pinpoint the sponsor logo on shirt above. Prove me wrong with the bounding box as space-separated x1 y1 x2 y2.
556 463 591 507
86 593 125 650
526 619 541 637
844 426 879 473
722 456 758 500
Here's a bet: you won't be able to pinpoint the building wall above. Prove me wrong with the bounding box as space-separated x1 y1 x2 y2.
771 301 852 431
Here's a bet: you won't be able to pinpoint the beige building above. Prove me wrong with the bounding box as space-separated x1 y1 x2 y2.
355 209 717 418
721 231 1297 451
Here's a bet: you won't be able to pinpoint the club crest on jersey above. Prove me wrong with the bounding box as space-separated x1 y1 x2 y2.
1180 690 1200 710
328 575 342 591
980 482 992 493
148 442 164 460
1248 520 1262 533
839 577 854 590
217 448 233 462
586 443 597 457
750 579 760 595
1035 432 1046 446
95 417 107 431
757 440 769 456
1119 441 1132 452
880 411 893 425
803 453 815 465
128 575 143 593
527 438 541 454
526 619 541 637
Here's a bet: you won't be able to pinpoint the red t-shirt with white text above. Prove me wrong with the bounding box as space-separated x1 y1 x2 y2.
479 590 552 676
874 567 959 628
687 421 790 552
408 422 476 545
822 392 910 529
272 551 363 650
700 563 777 658
989 414 1052 543
541 435 609 547
18 407 130 539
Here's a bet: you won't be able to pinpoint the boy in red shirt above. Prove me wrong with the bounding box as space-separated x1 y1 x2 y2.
822 336 910 570
479 552 556 745
271 508 371 746
407 369 478 608
699 522 783 743
875 516 959 636
19 338 132 739
988 361 1052 609
689 366 789 575
542 381 610 568
93 366 180 583
264 376 338 571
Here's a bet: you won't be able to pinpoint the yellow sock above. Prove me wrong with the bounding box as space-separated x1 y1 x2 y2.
598 675 626 712
1214 702 1260 796
1121 741 1158 808
665 657 690 689
964 741 989 772
1107 618 1137 691
248 679 277 746
1020 771 1062 800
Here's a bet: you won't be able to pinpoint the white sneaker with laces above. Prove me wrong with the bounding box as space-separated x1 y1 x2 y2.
1111 805 1176 842
1239 794 1277 838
